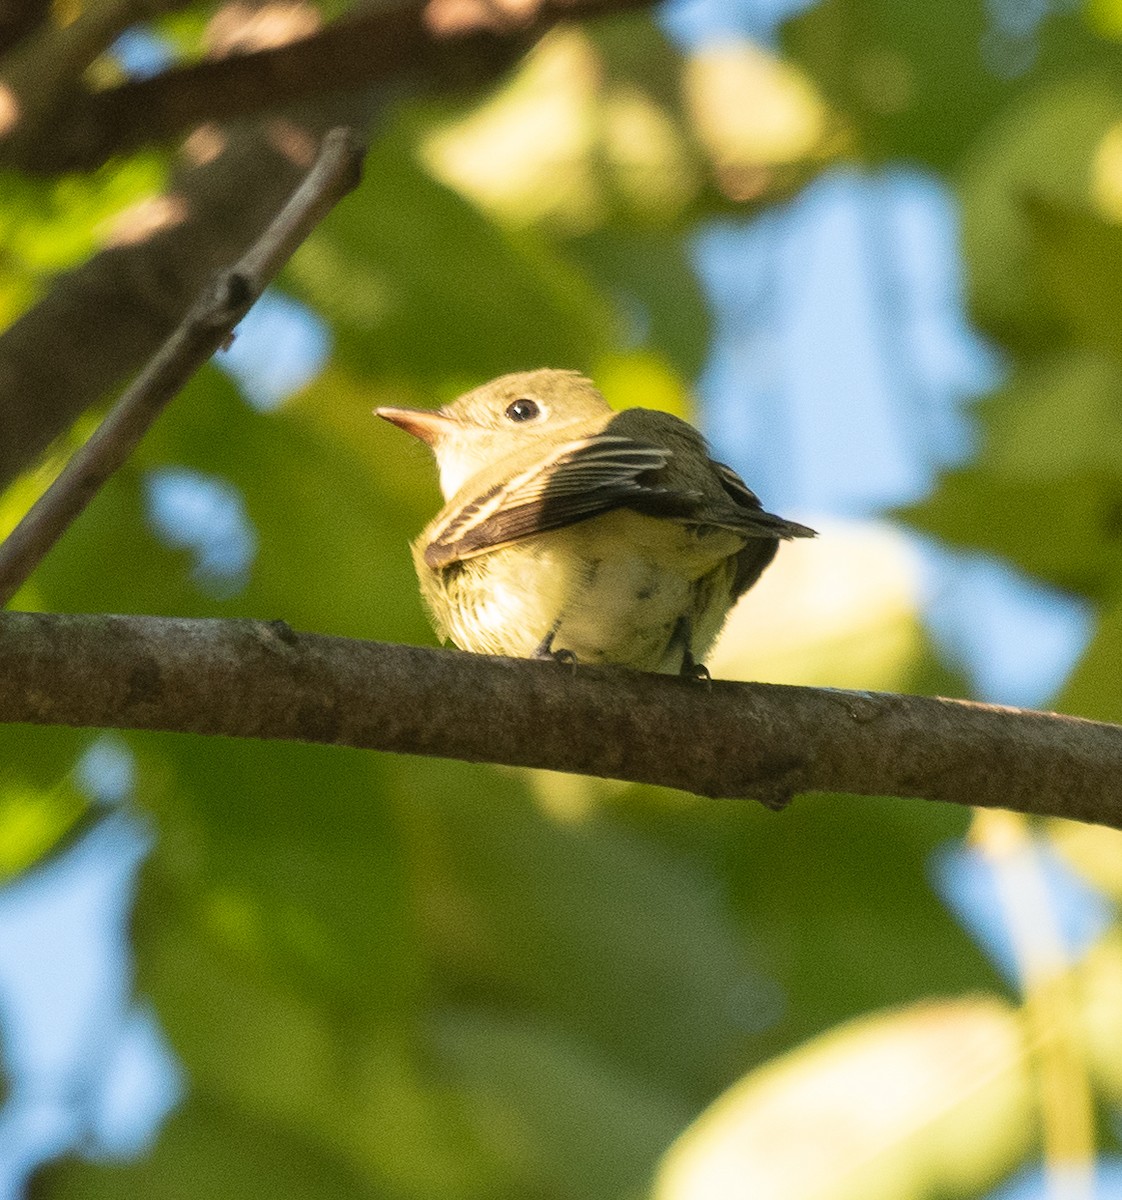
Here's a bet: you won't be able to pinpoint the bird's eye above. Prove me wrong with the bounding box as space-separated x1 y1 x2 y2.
505 398 540 422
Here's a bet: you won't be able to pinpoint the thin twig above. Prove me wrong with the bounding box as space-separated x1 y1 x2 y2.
1 612 1121 828
0 109 371 492
0 126 364 608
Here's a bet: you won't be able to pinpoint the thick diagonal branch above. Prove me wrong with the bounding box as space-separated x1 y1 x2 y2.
0 0 183 162
1 611 1119 828
0 127 363 607
0 0 646 490
0 101 371 493
33 0 657 173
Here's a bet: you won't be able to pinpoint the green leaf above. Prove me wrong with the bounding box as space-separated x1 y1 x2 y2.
956 76 1122 349
1023 195 1122 356
982 351 1122 481
651 997 1033 1200
117 735 496 1200
566 228 710 383
901 353 1122 597
34 1092 399 1200
286 110 615 391
785 0 1113 173
903 464 1119 597
1057 595 1122 721
0 154 167 279
603 784 983 1064
29 364 433 645
401 759 766 1097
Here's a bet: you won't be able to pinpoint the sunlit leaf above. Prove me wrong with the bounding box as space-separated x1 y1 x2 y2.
0 780 86 882
683 41 836 202
1074 934 1122 1104
1085 0 1122 41
421 26 698 231
1049 818 1122 902
651 997 1033 1200
0 151 166 284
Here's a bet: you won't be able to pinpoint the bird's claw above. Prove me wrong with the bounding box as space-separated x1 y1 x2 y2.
680 651 711 685
533 630 578 674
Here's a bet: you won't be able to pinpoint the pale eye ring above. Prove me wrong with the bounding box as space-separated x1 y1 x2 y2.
505 398 540 422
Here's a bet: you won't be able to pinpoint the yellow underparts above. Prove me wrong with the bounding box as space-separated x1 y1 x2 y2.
417 509 744 674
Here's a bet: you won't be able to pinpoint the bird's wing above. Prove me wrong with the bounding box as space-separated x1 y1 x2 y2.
701 459 816 540
423 434 692 569
712 460 765 511
705 459 817 598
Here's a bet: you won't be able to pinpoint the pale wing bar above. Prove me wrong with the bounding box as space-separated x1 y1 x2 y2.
424 435 672 569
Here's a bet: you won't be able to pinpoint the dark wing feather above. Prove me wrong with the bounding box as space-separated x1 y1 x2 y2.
424 435 681 569
706 459 816 598
712 460 762 510
708 459 817 541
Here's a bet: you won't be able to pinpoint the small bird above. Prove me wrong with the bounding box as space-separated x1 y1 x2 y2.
377 369 814 676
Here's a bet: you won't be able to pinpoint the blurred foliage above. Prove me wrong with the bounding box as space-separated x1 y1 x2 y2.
1 0 1121 1197
653 996 1035 1200
0 153 167 323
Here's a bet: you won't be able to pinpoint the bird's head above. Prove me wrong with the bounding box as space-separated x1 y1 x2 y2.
376 368 612 500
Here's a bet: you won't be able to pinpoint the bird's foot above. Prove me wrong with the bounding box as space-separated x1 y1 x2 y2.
672 616 711 684
679 649 712 685
533 629 578 673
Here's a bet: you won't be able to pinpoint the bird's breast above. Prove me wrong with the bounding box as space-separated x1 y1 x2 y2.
417 510 743 672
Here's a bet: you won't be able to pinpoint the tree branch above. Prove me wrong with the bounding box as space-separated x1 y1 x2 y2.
0 0 643 486
0 127 363 608
0 99 374 492
21 0 657 173
2 611 1119 828
0 0 186 164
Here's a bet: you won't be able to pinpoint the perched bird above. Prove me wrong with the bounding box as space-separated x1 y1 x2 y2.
377 369 814 676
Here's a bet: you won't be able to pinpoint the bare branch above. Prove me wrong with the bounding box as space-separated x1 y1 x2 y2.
0 127 364 607
0 103 371 491
1 611 1120 828
0 0 644 487
22 0 657 173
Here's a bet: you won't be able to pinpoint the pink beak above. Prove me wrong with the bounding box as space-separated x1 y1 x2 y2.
375 406 457 446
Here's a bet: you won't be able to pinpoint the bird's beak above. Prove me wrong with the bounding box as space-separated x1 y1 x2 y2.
375 406 458 446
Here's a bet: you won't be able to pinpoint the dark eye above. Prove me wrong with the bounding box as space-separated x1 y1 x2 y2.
505 398 540 422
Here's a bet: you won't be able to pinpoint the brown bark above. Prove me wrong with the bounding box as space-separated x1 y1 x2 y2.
2 611 1120 827
24 0 657 173
0 127 363 606
0 104 369 491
